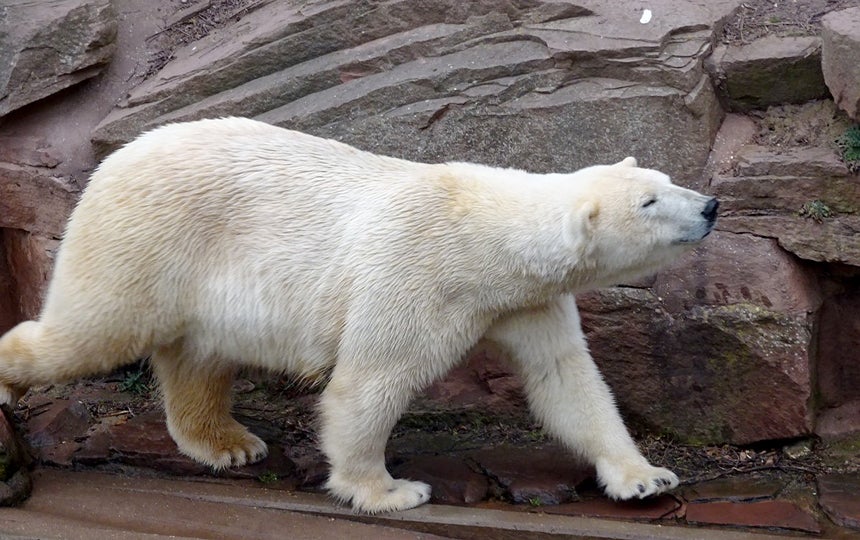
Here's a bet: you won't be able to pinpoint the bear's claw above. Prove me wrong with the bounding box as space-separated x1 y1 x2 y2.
597 457 679 500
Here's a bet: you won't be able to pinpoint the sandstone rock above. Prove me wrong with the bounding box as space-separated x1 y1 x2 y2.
818 474 860 529
0 153 77 325
423 342 523 410
0 235 19 334
682 476 783 503
816 401 860 439
592 231 819 445
3 230 60 320
816 288 860 413
653 231 821 314
0 164 80 237
706 36 827 111
0 408 31 506
76 410 209 475
470 445 591 505
822 7 860 119
686 501 820 533
392 455 489 505
579 282 814 445
262 74 721 183
24 399 90 467
712 146 860 265
544 495 683 520
93 0 737 183
702 114 758 181
0 0 117 118
735 145 849 178
72 409 296 480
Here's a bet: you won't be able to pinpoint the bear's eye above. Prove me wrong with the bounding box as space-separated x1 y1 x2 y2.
642 197 657 208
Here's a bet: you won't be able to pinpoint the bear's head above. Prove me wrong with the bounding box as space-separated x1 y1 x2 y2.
563 157 717 287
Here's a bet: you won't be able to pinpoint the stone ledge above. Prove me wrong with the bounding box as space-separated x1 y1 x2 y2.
707 35 827 111
822 7 860 119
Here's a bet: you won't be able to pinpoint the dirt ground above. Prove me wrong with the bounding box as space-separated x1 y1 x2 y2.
720 0 859 44
16 364 858 497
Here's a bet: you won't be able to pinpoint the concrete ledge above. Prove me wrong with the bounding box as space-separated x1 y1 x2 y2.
1 469 797 540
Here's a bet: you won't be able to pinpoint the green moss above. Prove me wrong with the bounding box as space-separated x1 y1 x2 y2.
798 200 834 223
119 365 152 396
836 125 860 171
257 471 279 484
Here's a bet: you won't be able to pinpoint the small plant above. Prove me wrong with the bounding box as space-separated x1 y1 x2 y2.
258 472 279 484
528 496 543 507
119 366 151 396
836 125 860 172
798 200 833 223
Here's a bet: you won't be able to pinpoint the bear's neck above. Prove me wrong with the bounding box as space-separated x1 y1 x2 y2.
443 163 599 306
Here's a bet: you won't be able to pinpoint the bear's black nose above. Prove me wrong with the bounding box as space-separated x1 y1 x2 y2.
702 198 719 223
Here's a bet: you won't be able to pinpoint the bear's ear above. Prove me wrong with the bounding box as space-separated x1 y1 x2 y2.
562 200 598 260
614 157 637 168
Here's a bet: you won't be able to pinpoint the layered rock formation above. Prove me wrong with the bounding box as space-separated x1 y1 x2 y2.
1 0 859 447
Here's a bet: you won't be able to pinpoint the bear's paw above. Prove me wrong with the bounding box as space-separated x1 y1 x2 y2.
174 426 269 469
596 457 679 500
0 383 24 407
328 475 432 513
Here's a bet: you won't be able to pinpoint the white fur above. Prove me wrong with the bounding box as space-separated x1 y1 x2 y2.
0 117 715 512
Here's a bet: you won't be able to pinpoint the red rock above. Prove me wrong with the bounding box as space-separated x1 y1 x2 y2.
0 164 79 237
817 401 860 439
653 231 821 314
703 113 757 179
735 145 849 178
816 288 860 416
471 445 591 505
818 474 860 529
543 495 683 520
227 443 298 487
0 408 32 505
0 408 28 474
0 234 20 333
76 411 208 475
75 410 297 480
580 285 814 445
707 36 826 111
393 455 488 505
3 229 60 320
686 501 820 533
681 476 782 503
26 399 91 454
423 342 523 411
822 7 860 119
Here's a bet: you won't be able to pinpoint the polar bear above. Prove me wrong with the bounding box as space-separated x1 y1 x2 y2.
0 117 717 512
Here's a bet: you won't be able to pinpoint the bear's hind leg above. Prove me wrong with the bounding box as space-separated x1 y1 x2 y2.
0 320 138 405
151 343 268 469
320 365 431 513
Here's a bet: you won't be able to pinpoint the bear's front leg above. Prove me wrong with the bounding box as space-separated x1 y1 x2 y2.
320 363 431 513
486 294 678 500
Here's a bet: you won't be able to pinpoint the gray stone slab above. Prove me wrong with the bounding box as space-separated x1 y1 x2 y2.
822 7 860 120
0 0 117 117
707 36 827 111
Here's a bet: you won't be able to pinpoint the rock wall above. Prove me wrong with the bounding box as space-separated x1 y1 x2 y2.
1 0 859 446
